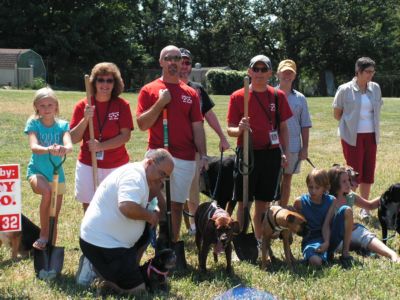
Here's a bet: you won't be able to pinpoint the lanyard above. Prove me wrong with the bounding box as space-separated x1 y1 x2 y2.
252 91 275 129
94 99 112 141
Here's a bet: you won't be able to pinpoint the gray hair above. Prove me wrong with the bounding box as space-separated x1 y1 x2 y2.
145 148 173 165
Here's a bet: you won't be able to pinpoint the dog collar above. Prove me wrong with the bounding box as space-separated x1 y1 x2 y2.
147 259 169 280
267 208 288 232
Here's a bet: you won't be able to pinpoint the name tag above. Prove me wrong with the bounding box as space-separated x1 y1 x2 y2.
269 130 279 145
96 151 104 161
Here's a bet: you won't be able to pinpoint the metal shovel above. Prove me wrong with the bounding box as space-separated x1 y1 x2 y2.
34 154 66 280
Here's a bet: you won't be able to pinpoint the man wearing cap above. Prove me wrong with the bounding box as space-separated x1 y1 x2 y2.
227 55 292 245
179 47 230 235
277 59 312 207
136 45 208 244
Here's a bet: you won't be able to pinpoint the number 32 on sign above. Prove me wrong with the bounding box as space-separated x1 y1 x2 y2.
0 164 21 232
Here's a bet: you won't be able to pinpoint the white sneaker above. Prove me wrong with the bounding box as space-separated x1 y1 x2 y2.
76 255 97 286
359 209 371 221
188 228 196 236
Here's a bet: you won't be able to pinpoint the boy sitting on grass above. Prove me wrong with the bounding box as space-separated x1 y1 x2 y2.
294 169 354 267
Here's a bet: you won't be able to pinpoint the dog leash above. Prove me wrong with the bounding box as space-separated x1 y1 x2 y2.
147 259 169 280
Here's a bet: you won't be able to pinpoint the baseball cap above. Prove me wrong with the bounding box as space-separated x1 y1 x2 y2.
180 48 192 60
249 55 272 70
277 59 296 74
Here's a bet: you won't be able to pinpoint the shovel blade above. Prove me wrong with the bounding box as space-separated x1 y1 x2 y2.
34 246 64 279
232 232 258 265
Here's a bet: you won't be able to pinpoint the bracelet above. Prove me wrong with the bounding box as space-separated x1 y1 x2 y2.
201 155 209 161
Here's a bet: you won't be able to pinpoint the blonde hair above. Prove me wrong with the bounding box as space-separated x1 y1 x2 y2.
30 87 59 120
306 169 330 192
89 62 124 98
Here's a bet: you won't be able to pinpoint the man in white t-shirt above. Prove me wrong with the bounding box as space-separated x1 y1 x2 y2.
79 149 174 295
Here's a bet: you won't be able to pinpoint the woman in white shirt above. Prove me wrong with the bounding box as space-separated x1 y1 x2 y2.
332 57 383 220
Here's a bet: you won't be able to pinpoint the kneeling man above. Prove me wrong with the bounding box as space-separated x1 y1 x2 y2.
79 149 174 294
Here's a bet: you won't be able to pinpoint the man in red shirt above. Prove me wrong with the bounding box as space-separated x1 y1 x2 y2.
227 55 292 248
136 45 208 243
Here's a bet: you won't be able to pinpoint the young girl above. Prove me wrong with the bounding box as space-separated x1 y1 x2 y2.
25 87 72 250
294 169 353 267
328 166 400 262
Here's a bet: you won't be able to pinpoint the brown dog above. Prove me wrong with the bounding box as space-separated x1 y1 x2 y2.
0 214 40 259
195 202 240 273
261 205 307 269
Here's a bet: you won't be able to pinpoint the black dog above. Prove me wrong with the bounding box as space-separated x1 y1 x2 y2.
199 155 235 210
0 214 40 259
378 183 400 245
140 248 176 292
195 202 240 273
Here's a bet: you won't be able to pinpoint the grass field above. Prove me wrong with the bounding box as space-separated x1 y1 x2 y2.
0 89 400 299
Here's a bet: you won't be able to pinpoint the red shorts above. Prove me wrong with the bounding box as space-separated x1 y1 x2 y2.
341 133 377 184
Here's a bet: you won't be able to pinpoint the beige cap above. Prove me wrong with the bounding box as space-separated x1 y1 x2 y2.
277 59 296 74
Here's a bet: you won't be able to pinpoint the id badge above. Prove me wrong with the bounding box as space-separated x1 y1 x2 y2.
96 151 104 161
269 130 280 145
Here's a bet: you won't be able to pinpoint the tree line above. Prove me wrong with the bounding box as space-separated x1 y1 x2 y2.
1 0 400 95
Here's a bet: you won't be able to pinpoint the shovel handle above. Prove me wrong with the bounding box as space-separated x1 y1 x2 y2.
85 74 99 190
243 76 250 209
163 108 172 247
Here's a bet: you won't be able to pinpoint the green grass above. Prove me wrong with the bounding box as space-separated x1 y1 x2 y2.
0 89 400 299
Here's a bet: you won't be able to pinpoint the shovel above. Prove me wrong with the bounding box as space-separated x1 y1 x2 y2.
34 154 66 280
232 76 258 264
162 108 187 270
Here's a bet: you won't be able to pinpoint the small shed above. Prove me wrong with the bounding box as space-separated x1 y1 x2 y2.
0 48 46 88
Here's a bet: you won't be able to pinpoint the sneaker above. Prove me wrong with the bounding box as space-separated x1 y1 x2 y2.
76 255 97 286
359 209 371 222
257 240 262 258
188 228 196 236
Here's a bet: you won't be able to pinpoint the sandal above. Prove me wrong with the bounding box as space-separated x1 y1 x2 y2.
33 238 48 250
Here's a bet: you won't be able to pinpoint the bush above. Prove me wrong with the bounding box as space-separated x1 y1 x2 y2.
29 77 47 90
206 69 247 95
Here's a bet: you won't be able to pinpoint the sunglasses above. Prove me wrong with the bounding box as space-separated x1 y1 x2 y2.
182 60 192 66
252 67 269 73
163 55 182 62
96 78 114 84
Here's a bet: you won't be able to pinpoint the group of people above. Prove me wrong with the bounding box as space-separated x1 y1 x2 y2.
24 44 396 295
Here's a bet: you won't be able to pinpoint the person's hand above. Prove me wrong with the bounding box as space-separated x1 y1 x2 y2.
219 137 230 152
158 89 171 107
48 144 66 156
83 104 95 121
316 242 329 253
299 147 308 161
87 139 102 152
148 211 160 228
238 117 250 135
281 153 289 168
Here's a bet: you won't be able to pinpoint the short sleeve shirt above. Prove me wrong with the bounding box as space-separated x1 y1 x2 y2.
70 97 134 168
188 81 215 116
24 118 70 182
227 85 293 150
136 78 203 160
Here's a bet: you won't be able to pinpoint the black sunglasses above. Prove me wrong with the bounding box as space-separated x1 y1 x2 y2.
97 78 114 84
182 60 192 66
252 67 269 73
163 55 182 62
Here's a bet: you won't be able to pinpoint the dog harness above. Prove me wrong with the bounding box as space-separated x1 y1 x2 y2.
147 259 169 281
266 207 288 233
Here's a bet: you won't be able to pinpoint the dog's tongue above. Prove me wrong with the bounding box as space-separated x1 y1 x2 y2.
214 241 224 255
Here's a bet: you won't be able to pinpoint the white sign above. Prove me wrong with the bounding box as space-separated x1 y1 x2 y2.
0 164 22 232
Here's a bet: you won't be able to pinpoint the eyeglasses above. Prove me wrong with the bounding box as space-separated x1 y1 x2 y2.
96 78 114 84
163 55 182 62
182 60 192 66
252 67 269 73
363 69 375 74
